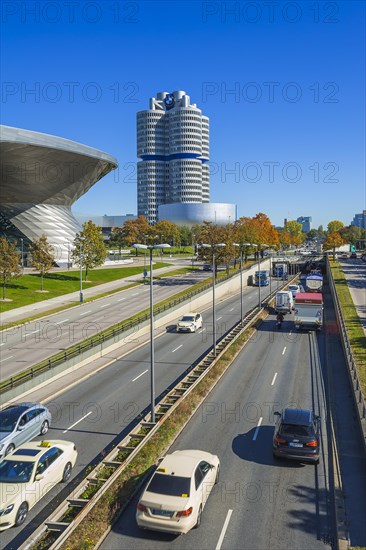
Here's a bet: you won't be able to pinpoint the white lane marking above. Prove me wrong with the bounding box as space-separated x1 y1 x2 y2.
132 293 139 296
198 328 206 333
25 330 40 337
0 343 5 346
216 509 233 550
63 411 92 433
229 308 234 312
217 316 222 321
132 369 148 382
100 303 110 308
252 417 263 441
172 344 183 353
1 355 14 362
80 311 92 316
143 288 149 292
117 298 125 302
271 373 278 386
93 317 105 322
54 319 69 325
282 346 287 355
289 331 292 335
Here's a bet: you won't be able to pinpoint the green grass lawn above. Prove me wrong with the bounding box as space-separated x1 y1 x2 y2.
0 262 170 313
330 260 366 394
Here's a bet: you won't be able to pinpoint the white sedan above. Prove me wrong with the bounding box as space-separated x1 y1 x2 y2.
0 440 77 530
136 449 220 534
288 284 301 298
176 313 203 333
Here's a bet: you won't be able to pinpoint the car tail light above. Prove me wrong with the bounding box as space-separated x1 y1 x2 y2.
275 436 286 444
137 502 147 511
176 507 193 517
306 440 318 447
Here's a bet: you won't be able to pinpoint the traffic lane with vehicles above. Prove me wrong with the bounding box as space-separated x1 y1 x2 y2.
101 320 333 550
0 271 210 380
339 258 366 333
1 284 272 547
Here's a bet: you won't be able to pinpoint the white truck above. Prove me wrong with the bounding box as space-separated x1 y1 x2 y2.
275 291 294 314
294 293 323 330
305 273 323 292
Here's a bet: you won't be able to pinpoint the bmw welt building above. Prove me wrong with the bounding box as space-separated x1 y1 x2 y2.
0 125 118 266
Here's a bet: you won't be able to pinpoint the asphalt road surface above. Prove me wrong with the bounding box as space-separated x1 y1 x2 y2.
0 270 210 380
4 279 365 550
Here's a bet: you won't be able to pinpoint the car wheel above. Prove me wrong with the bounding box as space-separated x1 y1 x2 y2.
195 505 202 529
15 502 28 526
40 420 49 435
62 462 72 482
5 443 15 456
215 465 220 484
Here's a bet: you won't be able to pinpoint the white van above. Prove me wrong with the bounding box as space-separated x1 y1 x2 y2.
275 291 294 314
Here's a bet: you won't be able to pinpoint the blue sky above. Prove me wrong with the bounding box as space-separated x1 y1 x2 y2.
1 0 365 228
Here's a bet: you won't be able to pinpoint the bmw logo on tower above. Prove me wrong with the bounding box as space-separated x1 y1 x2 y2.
164 94 175 110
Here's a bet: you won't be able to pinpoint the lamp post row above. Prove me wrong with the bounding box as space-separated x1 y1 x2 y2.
132 240 274 423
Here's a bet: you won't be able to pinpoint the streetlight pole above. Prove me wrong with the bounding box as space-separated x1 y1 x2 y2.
67 241 70 270
257 244 268 309
133 242 171 422
233 243 252 327
79 242 83 303
20 238 24 269
202 243 226 356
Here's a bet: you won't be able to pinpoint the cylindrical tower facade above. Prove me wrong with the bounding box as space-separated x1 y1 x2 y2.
137 91 210 224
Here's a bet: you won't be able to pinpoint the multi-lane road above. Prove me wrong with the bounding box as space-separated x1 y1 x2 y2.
2 268 366 550
0 270 210 380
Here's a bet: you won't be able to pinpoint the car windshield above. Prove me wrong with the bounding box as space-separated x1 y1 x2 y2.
147 473 191 497
280 423 313 437
180 316 194 322
0 459 35 482
0 409 22 433
289 286 297 291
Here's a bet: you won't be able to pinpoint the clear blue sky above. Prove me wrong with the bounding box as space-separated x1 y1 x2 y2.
1 0 365 229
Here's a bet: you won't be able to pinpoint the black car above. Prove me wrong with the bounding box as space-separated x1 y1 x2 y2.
273 408 320 464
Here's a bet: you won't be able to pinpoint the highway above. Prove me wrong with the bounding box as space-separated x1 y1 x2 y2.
2 279 273 549
101 319 333 549
0 270 210 380
4 273 365 549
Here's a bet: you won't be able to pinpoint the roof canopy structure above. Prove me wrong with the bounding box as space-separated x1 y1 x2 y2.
0 125 118 265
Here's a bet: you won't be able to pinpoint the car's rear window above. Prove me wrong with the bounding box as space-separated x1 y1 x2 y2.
280 423 313 437
147 473 190 497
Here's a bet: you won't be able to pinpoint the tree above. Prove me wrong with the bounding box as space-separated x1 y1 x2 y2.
327 220 344 234
340 225 366 247
71 220 107 279
196 222 229 277
121 216 150 248
30 235 55 291
307 229 319 240
0 238 22 300
154 220 181 248
109 227 127 256
323 232 344 260
179 225 191 248
285 220 304 246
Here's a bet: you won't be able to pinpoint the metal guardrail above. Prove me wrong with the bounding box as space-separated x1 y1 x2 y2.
20 277 295 550
21 302 264 550
1 269 243 395
327 257 366 436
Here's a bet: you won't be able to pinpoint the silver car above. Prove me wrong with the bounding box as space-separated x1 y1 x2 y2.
0 402 52 459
